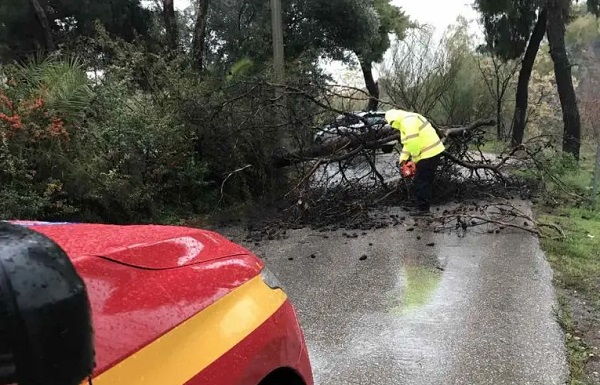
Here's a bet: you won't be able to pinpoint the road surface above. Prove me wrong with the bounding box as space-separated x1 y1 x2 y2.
227 204 568 385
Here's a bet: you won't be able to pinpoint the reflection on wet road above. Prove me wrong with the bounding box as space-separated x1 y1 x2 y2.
238 207 568 385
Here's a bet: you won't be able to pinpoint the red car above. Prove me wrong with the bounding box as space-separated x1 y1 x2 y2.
0 221 313 385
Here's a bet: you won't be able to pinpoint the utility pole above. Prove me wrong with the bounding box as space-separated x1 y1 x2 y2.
270 0 285 85
270 0 291 151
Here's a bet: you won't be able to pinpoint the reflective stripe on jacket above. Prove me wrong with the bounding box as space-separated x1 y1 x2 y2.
385 109 445 163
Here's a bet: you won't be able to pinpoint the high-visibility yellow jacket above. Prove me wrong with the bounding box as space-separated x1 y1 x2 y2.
385 109 445 163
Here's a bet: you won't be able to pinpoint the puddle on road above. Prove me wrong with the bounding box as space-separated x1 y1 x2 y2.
388 265 443 315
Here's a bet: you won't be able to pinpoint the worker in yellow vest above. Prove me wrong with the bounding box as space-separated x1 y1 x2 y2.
385 109 445 216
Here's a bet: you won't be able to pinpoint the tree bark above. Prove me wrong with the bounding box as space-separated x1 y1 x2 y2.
511 9 547 147
192 0 210 71
359 58 380 112
162 0 179 51
496 76 503 140
29 0 55 51
546 0 582 160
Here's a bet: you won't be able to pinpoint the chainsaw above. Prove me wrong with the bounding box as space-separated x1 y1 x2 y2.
400 161 417 179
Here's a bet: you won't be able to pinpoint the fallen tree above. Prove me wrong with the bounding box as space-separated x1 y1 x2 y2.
273 118 497 167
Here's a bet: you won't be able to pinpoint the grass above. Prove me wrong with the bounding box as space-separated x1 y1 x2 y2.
533 146 600 384
541 207 600 300
482 139 511 154
541 206 600 385
468 133 512 155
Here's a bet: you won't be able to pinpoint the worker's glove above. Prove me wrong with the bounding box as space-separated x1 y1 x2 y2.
401 161 417 179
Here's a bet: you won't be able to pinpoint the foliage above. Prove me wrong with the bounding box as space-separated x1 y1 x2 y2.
567 12 600 51
0 0 153 62
0 51 213 222
205 0 408 77
474 0 542 60
0 56 92 219
586 0 600 15
526 56 563 140
380 19 494 126
476 53 519 139
476 0 584 159
538 154 600 384
381 26 459 119
204 0 408 112
0 0 592 224
0 20 337 222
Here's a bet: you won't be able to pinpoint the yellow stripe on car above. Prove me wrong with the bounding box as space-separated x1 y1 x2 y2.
90 276 287 385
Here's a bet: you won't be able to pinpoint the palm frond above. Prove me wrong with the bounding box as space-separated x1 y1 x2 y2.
17 54 94 122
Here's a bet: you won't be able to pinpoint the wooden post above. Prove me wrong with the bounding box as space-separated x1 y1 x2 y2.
270 0 285 86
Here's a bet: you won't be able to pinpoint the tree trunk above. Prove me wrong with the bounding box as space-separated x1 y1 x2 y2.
273 118 496 168
496 75 503 140
29 0 55 51
359 58 380 112
593 141 600 203
589 0 600 16
192 0 210 71
162 0 179 51
511 9 547 147
546 0 582 160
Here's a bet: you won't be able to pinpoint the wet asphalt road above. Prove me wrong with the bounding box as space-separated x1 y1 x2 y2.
229 205 568 385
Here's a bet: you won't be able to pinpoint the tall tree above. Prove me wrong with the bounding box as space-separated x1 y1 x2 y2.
300 0 408 111
29 0 55 51
476 0 582 159
477 53 520 140
547 0 582 159
192 0 210 71
205 0 408 109
162 0 179 51
0 0 152 62
588 0 600 15
355 0 409 111
512 9 547 146
475 0 542 146
578 54 600 202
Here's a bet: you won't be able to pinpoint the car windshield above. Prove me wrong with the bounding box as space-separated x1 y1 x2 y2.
334 115 361 126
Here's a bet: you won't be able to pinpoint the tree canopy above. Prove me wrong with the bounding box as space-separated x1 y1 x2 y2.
0 0 152 62
474 0 542 60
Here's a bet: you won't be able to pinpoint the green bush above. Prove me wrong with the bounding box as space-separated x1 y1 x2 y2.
0 54 215 222
0 34 324 223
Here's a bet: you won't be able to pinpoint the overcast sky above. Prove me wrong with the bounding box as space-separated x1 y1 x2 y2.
394 0 478 30
173 0 480 83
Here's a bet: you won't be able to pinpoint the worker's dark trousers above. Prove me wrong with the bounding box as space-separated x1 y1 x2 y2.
414 153 442 211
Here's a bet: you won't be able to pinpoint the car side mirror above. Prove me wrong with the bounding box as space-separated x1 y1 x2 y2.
0 223 94 385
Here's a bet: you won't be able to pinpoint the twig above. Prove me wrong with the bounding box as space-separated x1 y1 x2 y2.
218 164 252 206
285 159 323 198
433 202 565 240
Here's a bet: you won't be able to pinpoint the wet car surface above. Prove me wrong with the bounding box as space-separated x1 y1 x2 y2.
8 222 313 385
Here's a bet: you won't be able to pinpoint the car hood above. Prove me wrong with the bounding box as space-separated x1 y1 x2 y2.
14 222 249 270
